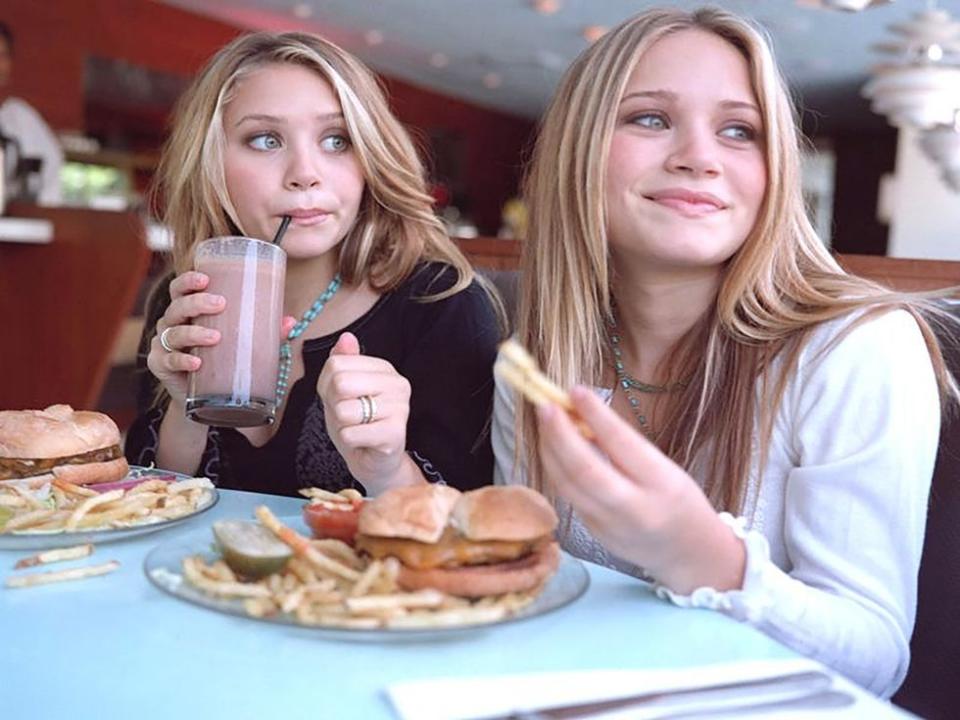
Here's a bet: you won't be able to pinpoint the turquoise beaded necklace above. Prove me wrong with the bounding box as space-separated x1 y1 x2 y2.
608 307 688 438
276 274 342 407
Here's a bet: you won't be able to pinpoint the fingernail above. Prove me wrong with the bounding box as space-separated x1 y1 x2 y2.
206 330 220 342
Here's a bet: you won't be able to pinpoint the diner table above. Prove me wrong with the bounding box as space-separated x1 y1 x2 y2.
1 488 910 719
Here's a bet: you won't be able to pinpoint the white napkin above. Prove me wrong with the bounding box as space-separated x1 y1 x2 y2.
385 658 914 720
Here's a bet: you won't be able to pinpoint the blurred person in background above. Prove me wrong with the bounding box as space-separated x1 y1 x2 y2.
0 21 63 205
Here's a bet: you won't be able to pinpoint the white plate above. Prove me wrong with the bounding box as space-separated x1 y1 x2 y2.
0 466 219 551
144 517 590 642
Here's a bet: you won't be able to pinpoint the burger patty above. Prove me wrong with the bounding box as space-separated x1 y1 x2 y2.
0 445 124 481
355 526 545 570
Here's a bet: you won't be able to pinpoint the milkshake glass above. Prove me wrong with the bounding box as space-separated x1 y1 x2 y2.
185 236 286 427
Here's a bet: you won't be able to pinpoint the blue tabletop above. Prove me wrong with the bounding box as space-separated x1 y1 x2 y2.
1 489 796 720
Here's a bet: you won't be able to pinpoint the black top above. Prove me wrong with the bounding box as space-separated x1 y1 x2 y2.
125 263 500 497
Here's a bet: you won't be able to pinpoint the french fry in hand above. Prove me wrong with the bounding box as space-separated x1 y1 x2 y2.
495 339 595 439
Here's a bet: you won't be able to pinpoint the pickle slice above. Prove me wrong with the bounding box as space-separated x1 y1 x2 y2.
212 520 292 579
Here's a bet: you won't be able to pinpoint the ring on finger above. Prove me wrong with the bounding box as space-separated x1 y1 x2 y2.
359 394 377 425
159 326 176 353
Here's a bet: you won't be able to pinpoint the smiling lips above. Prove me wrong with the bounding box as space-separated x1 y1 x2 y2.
644 189 727 218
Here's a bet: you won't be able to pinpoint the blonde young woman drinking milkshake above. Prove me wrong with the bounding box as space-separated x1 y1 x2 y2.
127 33 501 497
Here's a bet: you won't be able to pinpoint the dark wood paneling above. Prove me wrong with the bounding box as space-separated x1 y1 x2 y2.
455 237 960 295
838 254 960 293
0 205 150 412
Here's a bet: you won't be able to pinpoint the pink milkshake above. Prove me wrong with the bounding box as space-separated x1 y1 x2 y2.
186 237 286 427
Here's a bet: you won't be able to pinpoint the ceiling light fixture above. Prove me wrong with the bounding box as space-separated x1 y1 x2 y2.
582 25 607 43
531 0 561 15
862 7 960 129
917 113 960 192
796 0 891 11
292 2 313 19
482 72 502 89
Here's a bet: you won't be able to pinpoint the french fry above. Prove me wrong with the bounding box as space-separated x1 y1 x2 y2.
314 613 382 630
168 478 214 494
1 473 214 536
126 479 168 496
5 560 119 589
349 559 383 598
496 339 595 439
386 605 508 628
52 478 99 497
182 556 271 599
64 489 124 531
345 588 446 614
4 508 58 531
14 543 94 569
309 538 363 569
255 506 360 582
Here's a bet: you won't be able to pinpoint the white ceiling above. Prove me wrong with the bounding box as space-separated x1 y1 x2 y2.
156 0 959 127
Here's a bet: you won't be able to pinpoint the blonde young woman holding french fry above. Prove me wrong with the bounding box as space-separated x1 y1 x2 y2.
492 7 958 699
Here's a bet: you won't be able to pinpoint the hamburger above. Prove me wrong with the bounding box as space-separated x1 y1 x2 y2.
355 484 560 598
0 405 129 485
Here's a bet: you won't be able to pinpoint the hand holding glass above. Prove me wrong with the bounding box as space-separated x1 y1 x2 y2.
185 236 286 427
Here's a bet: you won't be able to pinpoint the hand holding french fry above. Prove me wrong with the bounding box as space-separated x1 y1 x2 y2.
535 386 746 595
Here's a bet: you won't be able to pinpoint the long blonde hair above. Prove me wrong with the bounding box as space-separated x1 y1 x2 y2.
153 31 475 295
517 7 958 512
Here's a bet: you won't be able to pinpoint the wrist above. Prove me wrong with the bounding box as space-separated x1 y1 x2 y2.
361 453 426 495
162 400 209 437
649 511 746 595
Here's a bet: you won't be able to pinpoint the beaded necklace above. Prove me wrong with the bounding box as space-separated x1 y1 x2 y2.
276 274 342 408
608 309 688 437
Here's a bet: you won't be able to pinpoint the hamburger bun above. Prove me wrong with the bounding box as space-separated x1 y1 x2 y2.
357 484 462 544
356 484 560 598
450 485 557 542
0 405 128 485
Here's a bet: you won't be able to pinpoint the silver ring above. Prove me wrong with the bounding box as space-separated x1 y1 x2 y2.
159 327 175 353
359 395 377 424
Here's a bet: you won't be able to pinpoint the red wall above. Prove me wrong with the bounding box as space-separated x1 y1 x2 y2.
3 0 533 233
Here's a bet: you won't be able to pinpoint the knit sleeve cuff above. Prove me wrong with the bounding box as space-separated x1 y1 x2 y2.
654 512 775 624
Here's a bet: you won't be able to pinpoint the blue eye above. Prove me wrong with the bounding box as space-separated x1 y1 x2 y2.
321 134 350 153
720 124 756 142
630 113 669 130
247 133 281 151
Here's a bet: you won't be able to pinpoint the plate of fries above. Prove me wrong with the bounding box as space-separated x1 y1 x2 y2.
0 466 218 550
144 507 590 640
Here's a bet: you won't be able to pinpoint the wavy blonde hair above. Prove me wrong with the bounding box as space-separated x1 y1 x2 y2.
517 7 958 512
153 31 475 295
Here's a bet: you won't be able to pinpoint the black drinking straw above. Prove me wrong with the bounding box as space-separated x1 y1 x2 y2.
272 215 292 246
